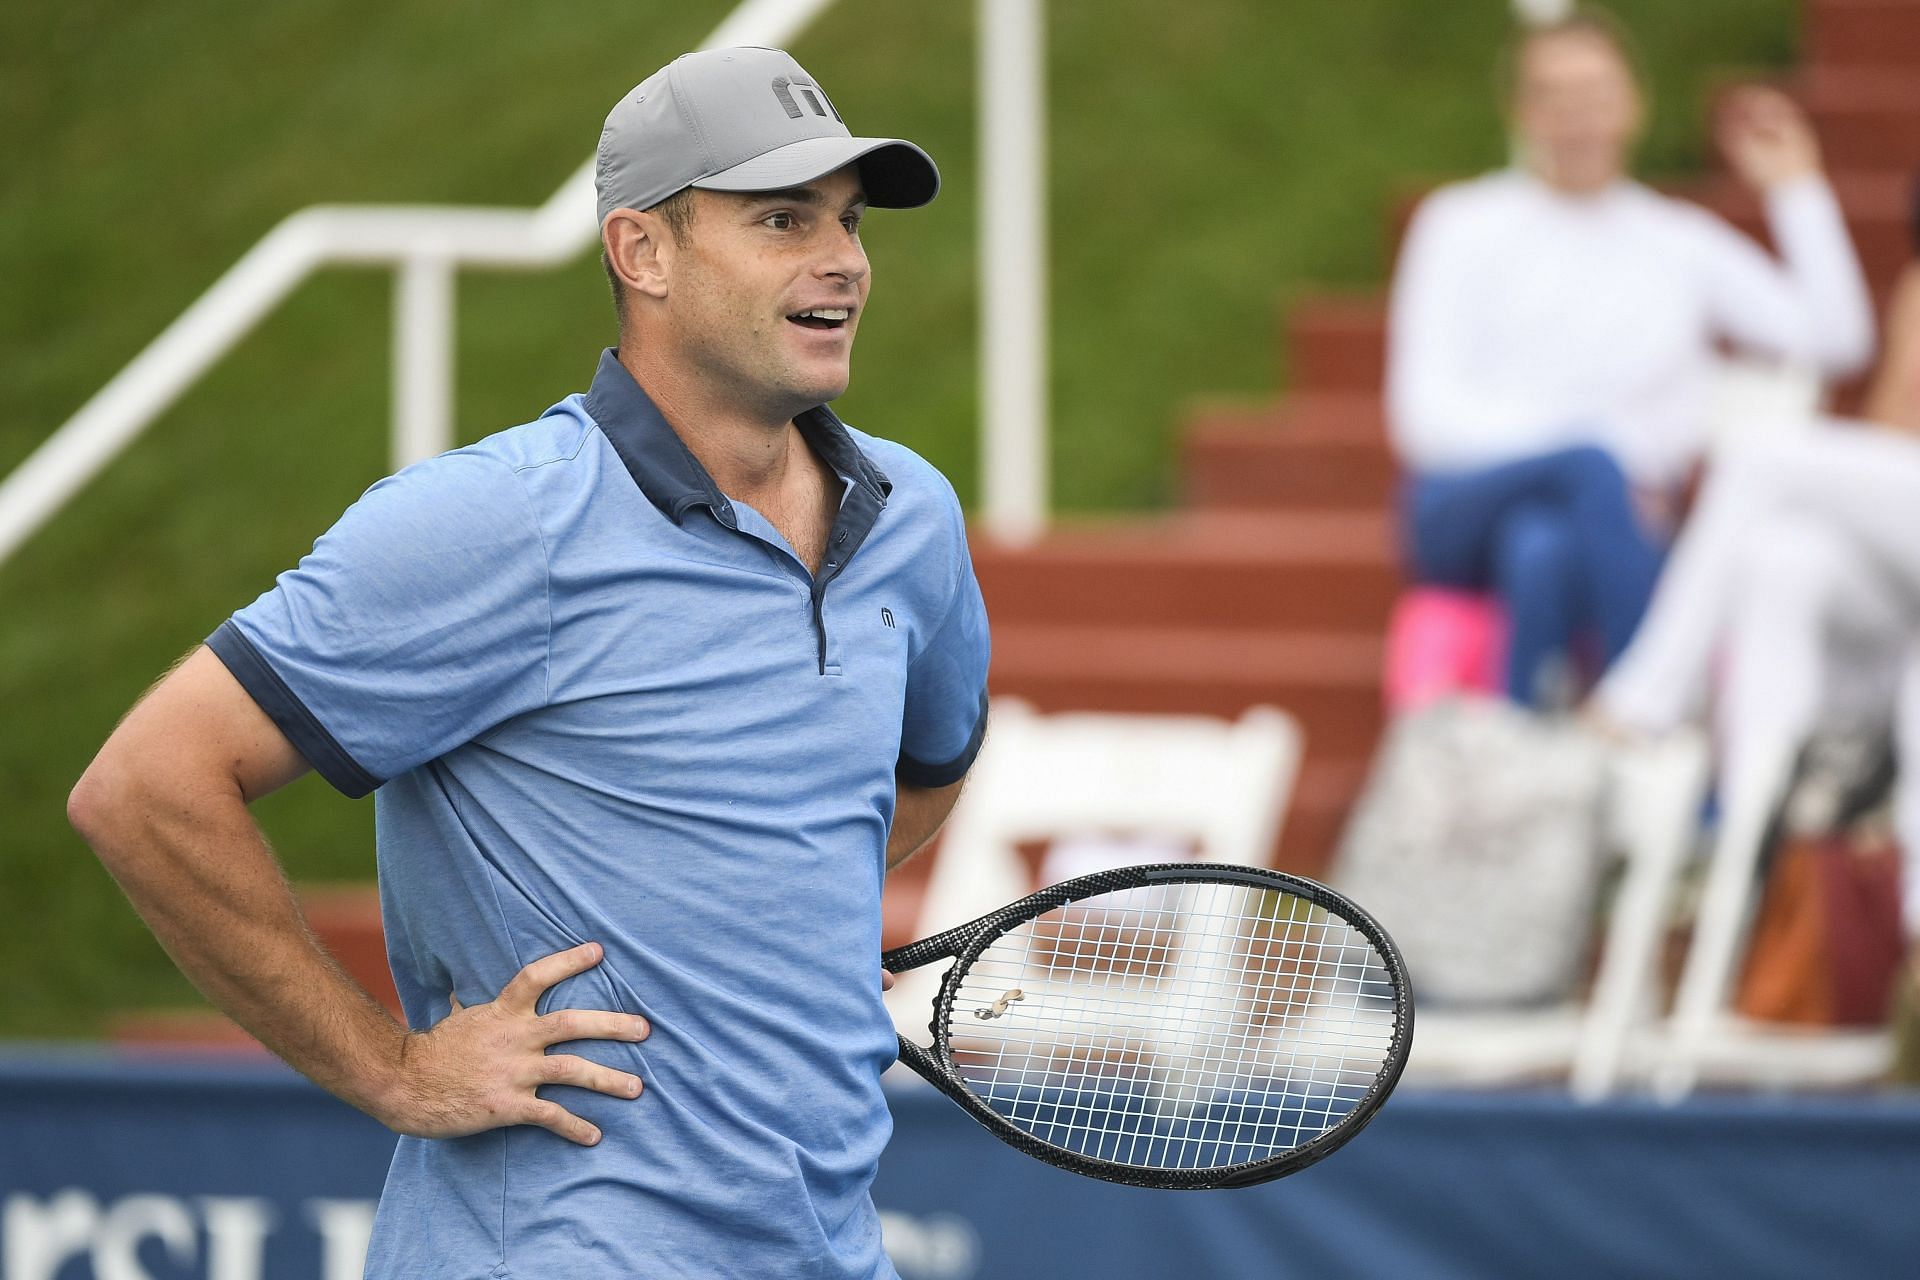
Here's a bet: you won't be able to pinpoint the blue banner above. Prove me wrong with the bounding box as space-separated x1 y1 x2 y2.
2 1051 1916 1278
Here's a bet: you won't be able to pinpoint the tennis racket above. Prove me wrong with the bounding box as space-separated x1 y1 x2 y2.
882 862 1412 1189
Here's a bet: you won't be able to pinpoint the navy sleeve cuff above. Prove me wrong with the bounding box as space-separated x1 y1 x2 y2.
897 690 988 789
204 620 383 799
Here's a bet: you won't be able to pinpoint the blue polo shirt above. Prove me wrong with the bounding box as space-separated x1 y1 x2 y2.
205 350 990 1279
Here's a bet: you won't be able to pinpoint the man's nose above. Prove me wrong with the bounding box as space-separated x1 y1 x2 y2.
819 236 869 287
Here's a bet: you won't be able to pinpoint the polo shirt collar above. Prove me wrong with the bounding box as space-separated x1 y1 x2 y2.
583 349 891 526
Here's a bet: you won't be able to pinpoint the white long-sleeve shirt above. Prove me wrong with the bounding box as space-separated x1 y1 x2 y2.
1386 169 1874 485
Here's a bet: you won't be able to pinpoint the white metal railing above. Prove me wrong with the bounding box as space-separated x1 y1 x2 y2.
978 0 1047 545
0 0 1049 570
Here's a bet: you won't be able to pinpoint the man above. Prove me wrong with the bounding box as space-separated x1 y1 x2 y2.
67 47 988 1278
1386 9 1871 707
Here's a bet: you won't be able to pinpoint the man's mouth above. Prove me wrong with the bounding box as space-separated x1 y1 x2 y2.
787 307 851 331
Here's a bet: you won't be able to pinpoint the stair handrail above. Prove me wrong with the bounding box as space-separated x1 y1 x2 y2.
0 0 848 570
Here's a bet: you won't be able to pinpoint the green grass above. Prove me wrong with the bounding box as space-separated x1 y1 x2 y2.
0 0 1796 1035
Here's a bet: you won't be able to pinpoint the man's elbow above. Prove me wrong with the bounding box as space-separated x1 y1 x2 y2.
68 746 138 857
68 739 178 874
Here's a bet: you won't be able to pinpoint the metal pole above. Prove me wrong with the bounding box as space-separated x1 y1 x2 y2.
979 0 1048 544
392 255 456 470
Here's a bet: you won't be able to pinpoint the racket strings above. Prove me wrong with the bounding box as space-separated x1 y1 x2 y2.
944 881 1398 1172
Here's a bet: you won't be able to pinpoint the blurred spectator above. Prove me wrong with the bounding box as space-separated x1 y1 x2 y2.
1386 9 1873 708
1595 189 1920 950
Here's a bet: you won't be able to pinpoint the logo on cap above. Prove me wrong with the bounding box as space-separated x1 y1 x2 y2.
772 75 840 122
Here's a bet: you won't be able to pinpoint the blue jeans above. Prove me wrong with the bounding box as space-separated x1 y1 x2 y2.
1403 446 1664 708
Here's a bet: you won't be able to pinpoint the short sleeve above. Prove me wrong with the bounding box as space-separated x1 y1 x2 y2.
206 451 551 797
896 491 990 788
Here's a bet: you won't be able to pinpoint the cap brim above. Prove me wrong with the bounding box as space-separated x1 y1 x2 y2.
692 136 940 209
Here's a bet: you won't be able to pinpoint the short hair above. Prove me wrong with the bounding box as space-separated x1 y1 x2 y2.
602 187 699 328
1498 6 1647 102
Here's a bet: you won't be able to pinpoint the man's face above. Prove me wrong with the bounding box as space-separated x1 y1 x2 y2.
661 164 871 420
1512 32 1643 194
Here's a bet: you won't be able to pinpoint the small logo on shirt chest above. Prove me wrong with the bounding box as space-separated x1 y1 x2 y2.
880 607 896 629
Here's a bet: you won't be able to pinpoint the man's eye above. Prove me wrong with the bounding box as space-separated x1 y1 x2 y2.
842 216 863 234
764 212 794 230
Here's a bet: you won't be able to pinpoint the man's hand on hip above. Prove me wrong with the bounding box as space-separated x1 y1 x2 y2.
379 942 651 1147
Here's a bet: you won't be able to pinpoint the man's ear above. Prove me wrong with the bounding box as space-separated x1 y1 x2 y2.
603 209 672 301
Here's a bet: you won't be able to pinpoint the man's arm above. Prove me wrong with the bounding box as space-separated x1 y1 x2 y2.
886 775 966 870
68 646 647 1146
881 775 967 989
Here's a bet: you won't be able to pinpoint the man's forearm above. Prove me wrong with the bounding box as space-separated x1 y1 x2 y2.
887 776 966 869
69 770 406 1121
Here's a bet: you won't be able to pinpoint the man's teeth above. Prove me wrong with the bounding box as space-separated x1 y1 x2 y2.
793 308 849 321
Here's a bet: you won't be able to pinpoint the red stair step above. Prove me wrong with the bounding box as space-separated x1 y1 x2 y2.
1807 0 1920 73
1285 295 1388 394
1185 411 1398 511
1798 67 1920 172
988 622 1386 759
973 511 1399 631
1186 390 1388 443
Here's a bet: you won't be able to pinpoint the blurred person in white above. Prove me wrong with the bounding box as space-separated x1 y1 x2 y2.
1595 181 1920 955
1387 8 1873 708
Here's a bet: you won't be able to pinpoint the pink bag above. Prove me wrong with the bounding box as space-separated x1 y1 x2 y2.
1383 589 1506 712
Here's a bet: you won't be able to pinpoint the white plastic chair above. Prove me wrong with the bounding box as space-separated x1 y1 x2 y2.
883 699 1304 1048
1653 693 1902 1100
1647 353 1900 1097
1571 730 1712 1098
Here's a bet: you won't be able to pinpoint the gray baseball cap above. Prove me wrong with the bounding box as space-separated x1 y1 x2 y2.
595 47 940 225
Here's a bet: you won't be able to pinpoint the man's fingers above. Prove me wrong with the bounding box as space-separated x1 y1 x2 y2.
498 942 603 1014
523 1098 602 1146
535 1008 651 1046
539 1053 644 1099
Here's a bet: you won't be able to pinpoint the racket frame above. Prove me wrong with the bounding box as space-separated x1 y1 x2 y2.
883 862 1414 1190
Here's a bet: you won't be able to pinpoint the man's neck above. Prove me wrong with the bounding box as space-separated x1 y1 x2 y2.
617 343 810 499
